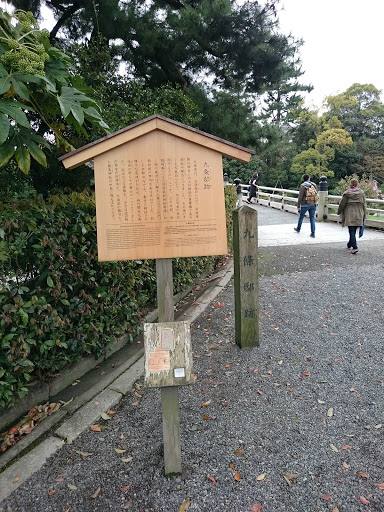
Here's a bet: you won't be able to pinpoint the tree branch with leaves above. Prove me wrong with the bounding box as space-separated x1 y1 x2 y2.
0 9 109 174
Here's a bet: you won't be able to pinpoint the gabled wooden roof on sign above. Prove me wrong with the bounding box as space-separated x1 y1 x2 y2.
59 115 255 169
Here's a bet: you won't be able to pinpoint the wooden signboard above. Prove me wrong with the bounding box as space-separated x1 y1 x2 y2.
60 116 254 262
93 132 226 261
59 116 255 477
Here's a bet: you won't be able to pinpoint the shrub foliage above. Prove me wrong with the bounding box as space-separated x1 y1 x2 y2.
0 188 236 407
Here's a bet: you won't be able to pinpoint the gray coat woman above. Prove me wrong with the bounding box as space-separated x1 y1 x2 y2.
337 178 367 254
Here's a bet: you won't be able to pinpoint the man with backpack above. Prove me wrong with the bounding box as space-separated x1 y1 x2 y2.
294 174 319 238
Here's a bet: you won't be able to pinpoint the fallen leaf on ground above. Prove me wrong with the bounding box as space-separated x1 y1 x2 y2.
91 486 101 499
332 507 340 512
327 408 334 417
90 425 102 432
330 443 339 453
121 457 133 463
101 412 112 420
234 472 241 481
114 448 126 454
12 475 20 483
283 473 299 486
207 475 216 485
131 401 139 406
67 484 77 491
359 496 370 505
256 473 266 481
48 490 56 496
284 473 299 480
342 462 350 469
322 495 332 501
234 449 245 455
121 485 131 492
123 500 132 509
202 414 211 420
357 472 369 479
179 498 191 512
250 504 262 512
74 450 93 457
201 400 211 407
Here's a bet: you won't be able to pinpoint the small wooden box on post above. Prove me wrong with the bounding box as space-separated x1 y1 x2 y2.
59 115 254 476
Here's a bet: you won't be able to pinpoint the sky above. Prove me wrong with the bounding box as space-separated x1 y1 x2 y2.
277 0 384 110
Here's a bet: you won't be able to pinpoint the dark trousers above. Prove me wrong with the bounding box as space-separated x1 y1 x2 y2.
348 226 358 249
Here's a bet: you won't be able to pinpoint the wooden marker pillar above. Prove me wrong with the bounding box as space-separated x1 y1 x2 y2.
233 205 259 348
156 259 182 476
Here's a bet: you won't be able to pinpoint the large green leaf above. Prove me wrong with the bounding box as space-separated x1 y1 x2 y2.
0 100 33 128
10 77 30 101
0 113 9 144
1 126 49 171
84 106 111 130
28 140 47 167
0 62 11 95
14 144 31 174
12 73 45 87
0 139 15 167
0 66 31 99
58 87 93 119
0 74 12 95
71 104 84 125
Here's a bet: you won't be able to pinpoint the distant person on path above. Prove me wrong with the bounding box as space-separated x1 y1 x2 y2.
337 178 367 254
246 172 258 204
294 174 318 238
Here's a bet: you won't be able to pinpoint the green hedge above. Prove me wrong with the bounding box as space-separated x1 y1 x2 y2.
0 187 237 407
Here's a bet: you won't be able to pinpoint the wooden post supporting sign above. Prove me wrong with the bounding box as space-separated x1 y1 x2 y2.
156 258 181 476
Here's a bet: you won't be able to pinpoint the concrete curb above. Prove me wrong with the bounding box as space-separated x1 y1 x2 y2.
0 436 62 503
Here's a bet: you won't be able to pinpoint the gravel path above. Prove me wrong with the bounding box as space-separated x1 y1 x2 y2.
2 237 383 512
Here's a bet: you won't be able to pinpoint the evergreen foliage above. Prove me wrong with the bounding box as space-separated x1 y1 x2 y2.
0 189 236 407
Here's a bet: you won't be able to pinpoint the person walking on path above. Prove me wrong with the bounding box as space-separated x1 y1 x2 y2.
337 177 367 254
294 173 318 237
246 172 258 204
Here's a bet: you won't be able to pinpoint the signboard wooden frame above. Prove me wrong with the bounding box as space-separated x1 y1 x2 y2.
60 116 254 262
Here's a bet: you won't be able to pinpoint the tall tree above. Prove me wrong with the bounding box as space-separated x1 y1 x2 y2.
291 126 353 180
324 83 384 139
11 0 299 96
260 36 312 126
323 83 384 183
